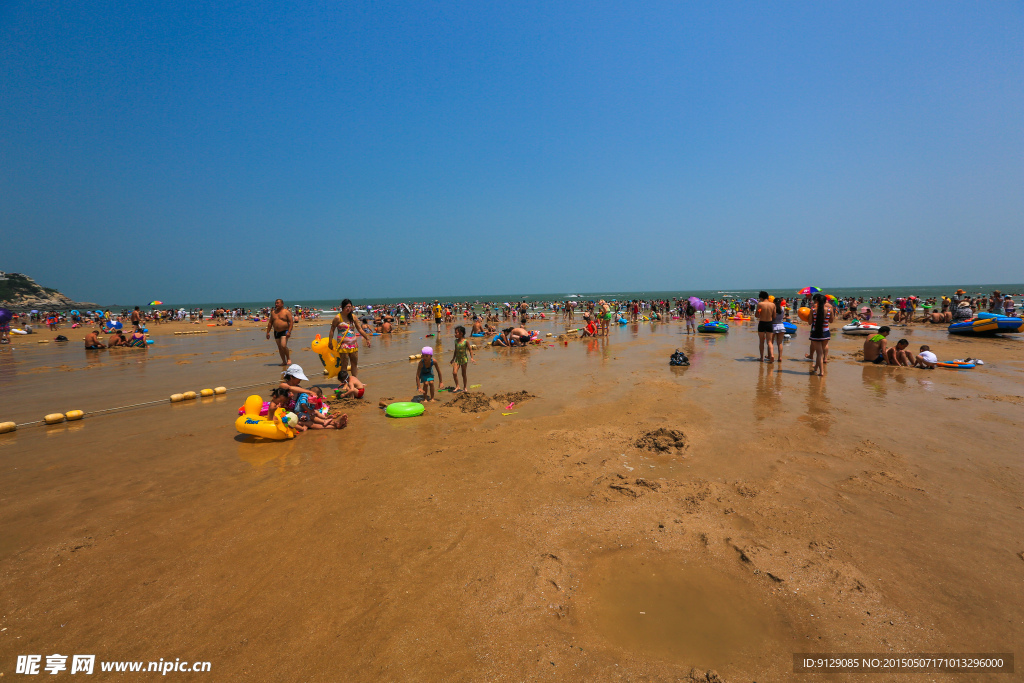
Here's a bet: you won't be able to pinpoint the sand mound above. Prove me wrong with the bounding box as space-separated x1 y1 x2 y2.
635 428 687 452
447 391 493 413
493 390 535 405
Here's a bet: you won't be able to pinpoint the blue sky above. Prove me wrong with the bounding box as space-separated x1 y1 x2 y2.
1 1 1021 304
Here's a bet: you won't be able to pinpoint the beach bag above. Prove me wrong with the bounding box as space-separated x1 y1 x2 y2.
669 350 689 366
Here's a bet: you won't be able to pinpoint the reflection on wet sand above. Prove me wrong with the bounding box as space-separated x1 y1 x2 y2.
753 363 783 421
799 375 832 434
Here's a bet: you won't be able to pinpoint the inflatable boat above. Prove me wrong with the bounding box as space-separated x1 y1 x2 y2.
948 315 1022 335
841 320 881 335
976 312 1024 333
697 321 729 333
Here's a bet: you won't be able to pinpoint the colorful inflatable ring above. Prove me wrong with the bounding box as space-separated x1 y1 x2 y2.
385 402 425 418
936 362 975 369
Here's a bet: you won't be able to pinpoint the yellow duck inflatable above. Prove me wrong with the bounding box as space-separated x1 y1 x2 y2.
235 395 296 440
311 333 346 379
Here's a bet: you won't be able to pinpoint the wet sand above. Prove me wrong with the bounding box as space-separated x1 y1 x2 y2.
1 318 1022 681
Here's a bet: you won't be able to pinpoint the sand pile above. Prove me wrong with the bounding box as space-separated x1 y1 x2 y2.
447 391 493 413
493 390 535 405
635 428 687 452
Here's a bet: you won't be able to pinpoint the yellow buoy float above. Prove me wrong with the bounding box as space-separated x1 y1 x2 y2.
0 422 16 434
200 388 214 397
44 413 65 425
182 391 197 400
170 394 184 402
65 410 84 421
214 387 227 394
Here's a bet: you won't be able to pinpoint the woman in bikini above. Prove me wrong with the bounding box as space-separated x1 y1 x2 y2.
807 293 833 377
329 299 372 378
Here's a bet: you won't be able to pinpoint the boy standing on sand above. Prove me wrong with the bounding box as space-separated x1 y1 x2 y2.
266 299 294 366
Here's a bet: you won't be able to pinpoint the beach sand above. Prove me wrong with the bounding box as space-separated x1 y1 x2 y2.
1 317 1022 680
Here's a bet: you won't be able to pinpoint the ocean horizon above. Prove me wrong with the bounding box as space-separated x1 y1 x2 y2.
95 283 1024 311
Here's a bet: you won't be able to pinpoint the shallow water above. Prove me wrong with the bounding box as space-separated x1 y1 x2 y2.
580 551 790 671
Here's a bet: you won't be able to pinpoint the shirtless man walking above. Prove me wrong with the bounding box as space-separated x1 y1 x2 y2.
266 299 294 366
755 291 776 362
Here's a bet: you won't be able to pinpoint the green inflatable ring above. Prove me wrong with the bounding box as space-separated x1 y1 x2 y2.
385 402 425 418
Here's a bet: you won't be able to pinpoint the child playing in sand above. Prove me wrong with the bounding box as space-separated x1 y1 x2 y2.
415 347 443 401
450 326 475 392
278 364 346 429
334 370 366 399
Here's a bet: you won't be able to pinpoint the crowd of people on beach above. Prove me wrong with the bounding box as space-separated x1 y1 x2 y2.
3 288 1015 434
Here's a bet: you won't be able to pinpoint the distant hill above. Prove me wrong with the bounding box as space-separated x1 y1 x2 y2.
0 271 95 310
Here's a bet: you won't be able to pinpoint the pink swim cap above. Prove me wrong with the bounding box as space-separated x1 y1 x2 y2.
422 346 433 355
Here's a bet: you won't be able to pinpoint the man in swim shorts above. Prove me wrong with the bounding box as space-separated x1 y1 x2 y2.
862 326 891 364
266 299 294 366
84 330 106 349
755 291 776 362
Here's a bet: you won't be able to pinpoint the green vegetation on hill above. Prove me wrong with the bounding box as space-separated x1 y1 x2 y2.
0 273 62 302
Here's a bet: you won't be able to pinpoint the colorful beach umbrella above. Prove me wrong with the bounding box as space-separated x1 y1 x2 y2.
825 294 836 301
149 300 163 306
797 286 821 295
687 296 706 311
0 308 12 325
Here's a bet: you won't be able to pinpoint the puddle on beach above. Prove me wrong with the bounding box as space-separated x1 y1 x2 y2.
580 552 789 671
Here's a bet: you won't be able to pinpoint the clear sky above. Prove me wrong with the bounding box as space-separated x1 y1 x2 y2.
2 1 1021 304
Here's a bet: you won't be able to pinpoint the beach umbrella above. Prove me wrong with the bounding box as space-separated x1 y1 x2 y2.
797 286 821 295
687 296 706 312
825 294 836 301
0 308 11 325
31 309 39 314
149 300 163 306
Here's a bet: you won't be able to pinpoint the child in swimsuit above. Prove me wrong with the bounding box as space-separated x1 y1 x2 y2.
334 370 366 400
449 326 475 392
279 364 346 429
416 347 443 401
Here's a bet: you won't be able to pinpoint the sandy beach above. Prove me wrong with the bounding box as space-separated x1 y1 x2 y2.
1 316 1022 681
